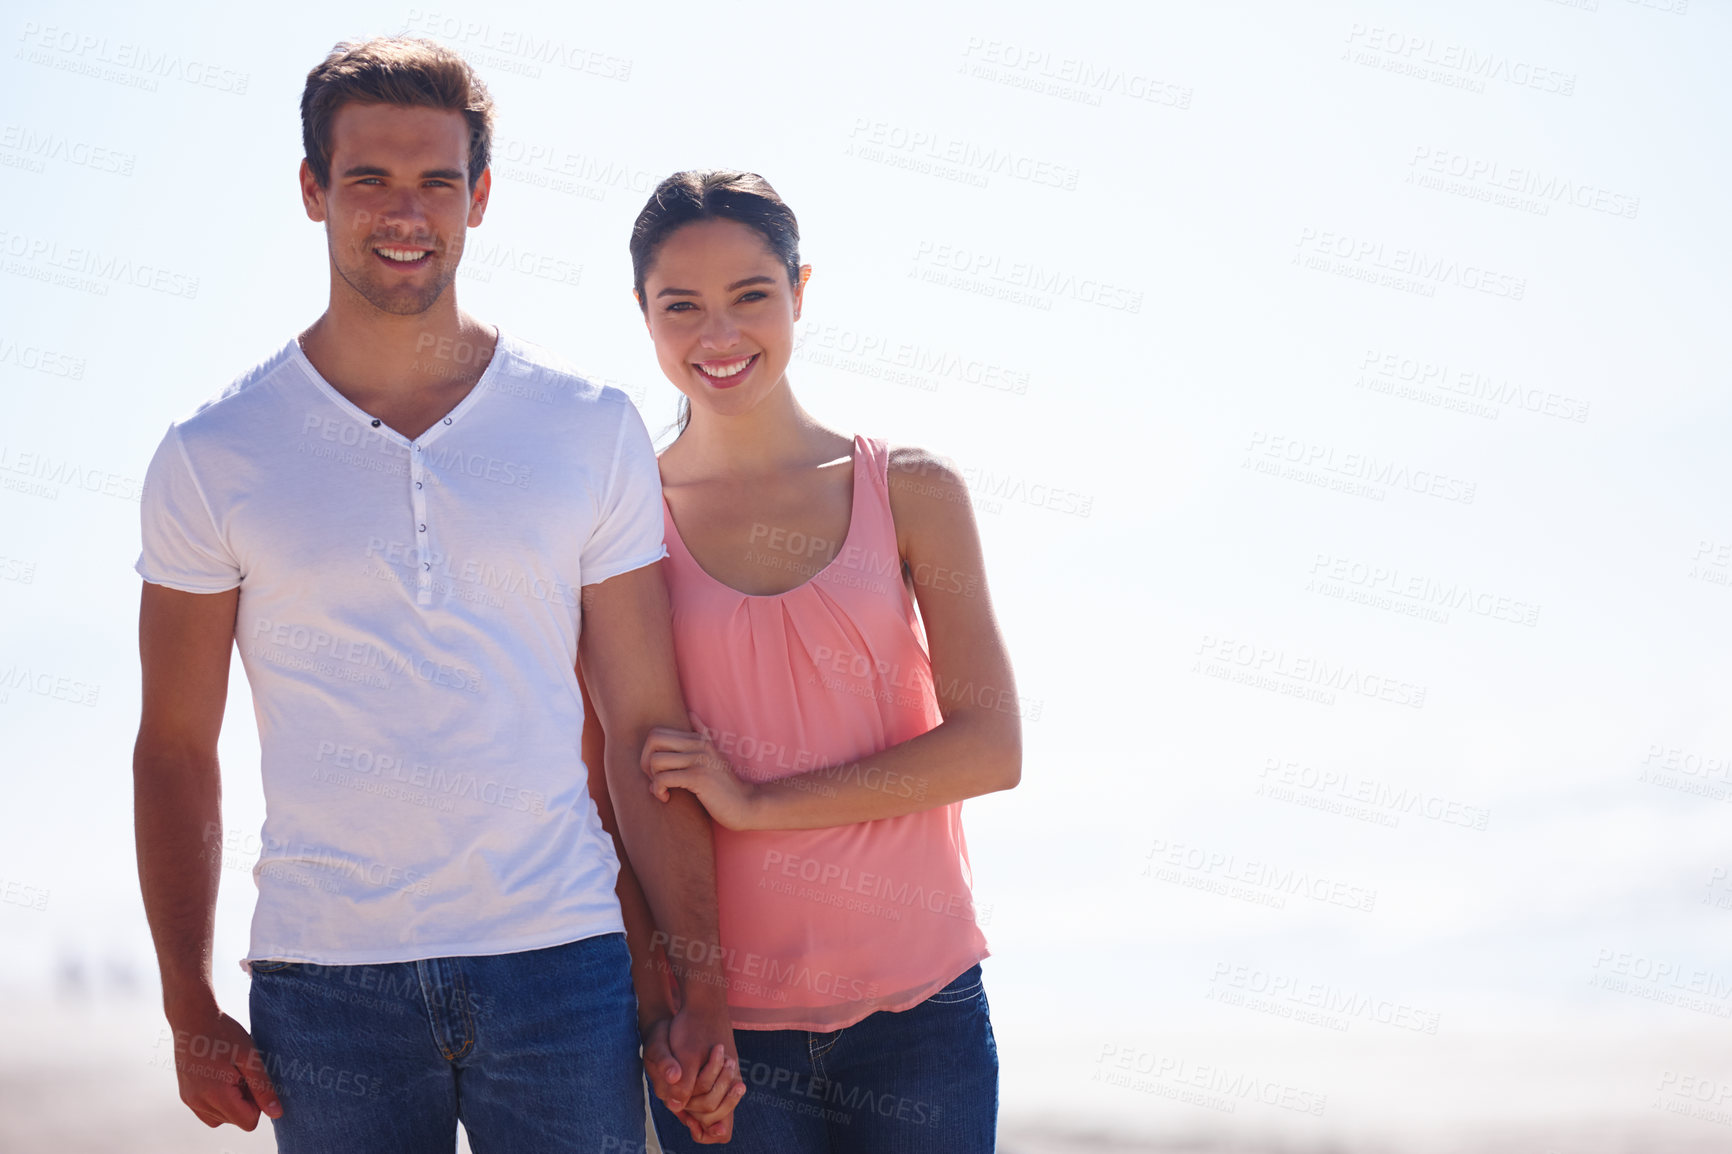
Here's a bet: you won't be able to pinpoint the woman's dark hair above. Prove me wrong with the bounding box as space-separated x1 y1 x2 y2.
630 171 803 437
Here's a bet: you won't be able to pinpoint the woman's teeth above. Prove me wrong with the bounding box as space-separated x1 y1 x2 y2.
702 355 755 378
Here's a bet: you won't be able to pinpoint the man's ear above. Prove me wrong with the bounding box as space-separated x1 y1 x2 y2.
467 167 492 227
300 159 327 223
792 264 812 322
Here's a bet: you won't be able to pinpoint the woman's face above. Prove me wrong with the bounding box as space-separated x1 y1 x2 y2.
640 217 806 420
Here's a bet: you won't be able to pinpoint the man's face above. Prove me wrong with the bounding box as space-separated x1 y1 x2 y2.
300 103 490 316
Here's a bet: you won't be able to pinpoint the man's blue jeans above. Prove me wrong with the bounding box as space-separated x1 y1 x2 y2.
248 933 644 1153
650 963 999 1154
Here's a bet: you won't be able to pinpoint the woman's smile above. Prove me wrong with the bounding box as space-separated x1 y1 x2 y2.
693 353 759 389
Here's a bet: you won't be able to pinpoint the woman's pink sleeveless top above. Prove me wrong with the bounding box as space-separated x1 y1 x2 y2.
659 435 989 1031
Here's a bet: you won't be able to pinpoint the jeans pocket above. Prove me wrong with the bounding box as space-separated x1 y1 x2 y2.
925 965 984 1005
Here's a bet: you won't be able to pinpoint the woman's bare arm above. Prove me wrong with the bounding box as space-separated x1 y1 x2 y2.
643 448 1021 830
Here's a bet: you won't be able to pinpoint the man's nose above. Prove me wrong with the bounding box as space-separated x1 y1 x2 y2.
374 187 430 233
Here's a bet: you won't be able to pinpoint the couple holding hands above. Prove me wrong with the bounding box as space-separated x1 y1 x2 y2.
133 35 1016 1154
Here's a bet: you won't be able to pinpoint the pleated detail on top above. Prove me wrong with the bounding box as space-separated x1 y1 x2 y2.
661 435 989 1031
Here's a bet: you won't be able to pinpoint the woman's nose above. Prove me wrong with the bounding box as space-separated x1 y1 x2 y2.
697 311 740 349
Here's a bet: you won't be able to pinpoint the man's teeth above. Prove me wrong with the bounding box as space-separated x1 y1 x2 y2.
702 356 754 378
377 247 431 262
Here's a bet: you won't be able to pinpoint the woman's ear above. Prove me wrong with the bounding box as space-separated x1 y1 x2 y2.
793 265 812 321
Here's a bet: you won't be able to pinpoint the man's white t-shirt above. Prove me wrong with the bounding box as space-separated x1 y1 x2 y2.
136 332 666 967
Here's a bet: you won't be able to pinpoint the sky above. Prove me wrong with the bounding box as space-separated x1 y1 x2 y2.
2 0 1730 1148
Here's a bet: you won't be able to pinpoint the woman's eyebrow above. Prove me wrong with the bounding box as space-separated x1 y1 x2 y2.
656 276 777 299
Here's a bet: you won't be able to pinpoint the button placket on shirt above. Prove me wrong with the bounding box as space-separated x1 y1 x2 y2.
306 347 485 613
408 417 457 607
410 441 433 605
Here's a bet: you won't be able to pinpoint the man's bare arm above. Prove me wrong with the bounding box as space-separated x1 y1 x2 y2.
581 669 736 1140
578 562 745 1140
134 581 280 1129
579 667 673 1031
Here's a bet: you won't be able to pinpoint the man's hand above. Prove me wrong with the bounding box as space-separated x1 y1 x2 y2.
168 1007 281 1129
669 1001 747 1141
643 1011 747 1143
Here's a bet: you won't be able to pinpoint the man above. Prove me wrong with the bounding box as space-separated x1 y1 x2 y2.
133 37 743 1150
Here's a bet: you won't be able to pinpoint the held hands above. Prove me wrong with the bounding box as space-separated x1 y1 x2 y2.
642 1008 748 1143
642 723 760 831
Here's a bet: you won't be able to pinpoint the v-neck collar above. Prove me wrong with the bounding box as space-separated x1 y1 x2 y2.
286 328 507 448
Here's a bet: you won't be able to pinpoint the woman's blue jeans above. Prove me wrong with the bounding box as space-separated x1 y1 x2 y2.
650 963 999 1154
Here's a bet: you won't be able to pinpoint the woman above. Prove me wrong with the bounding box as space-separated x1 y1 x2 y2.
625 171 1020 1153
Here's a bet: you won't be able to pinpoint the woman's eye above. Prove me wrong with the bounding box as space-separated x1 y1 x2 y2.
738 291 767 303
665 301 695 313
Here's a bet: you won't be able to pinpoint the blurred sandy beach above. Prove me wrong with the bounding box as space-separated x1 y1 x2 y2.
5 984 1728 1154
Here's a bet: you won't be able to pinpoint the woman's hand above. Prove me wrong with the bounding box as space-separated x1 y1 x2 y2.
642 1016 747 1143
642 725 762 831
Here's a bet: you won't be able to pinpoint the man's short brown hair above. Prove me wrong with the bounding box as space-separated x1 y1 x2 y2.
301 37 494 189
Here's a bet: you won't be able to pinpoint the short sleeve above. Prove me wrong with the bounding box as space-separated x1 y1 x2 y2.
135 425 242 593
579 400 668 586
